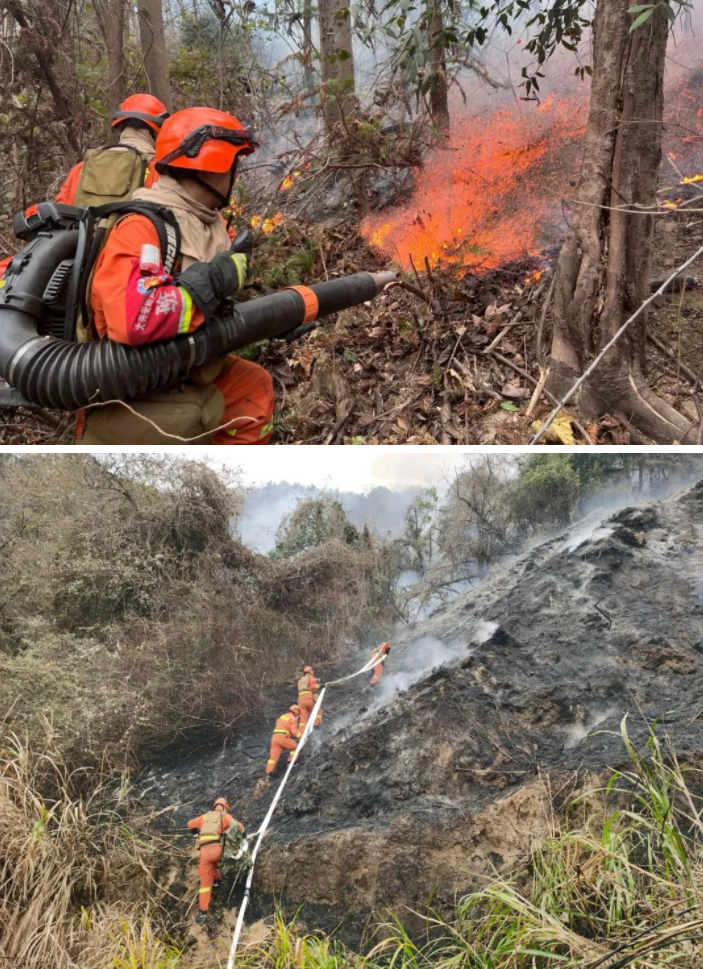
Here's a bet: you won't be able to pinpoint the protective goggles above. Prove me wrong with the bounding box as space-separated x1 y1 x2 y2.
112 109 170 127
158 124 258 168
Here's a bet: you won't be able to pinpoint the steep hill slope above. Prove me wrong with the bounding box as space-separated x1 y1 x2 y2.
145 481 703 944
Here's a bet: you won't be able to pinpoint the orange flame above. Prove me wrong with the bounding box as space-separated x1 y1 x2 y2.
280 170 302 192
362 94 587 273
682 174 703 184
524 268 546 285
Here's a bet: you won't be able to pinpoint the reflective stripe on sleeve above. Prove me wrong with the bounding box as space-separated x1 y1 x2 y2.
177 286 194 333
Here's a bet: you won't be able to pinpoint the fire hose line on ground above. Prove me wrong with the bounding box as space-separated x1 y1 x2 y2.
225 653 388 969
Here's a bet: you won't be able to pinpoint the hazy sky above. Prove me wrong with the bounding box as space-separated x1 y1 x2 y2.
189 450 473 493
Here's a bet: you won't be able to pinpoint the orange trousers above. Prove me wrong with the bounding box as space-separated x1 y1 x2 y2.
370 663 383 685
266 734 297 774
213 356 274 445
298 694 317 728
197 843 223 912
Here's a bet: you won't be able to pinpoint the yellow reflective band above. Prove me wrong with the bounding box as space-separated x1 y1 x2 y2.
199 887 211 894
199 835 221 842
273 729 289 735
231 253 247 291
225 427 237 437
144 167 150 184
259 421 274 439
299 690 312 696
0 280 5 290
177 287 194 333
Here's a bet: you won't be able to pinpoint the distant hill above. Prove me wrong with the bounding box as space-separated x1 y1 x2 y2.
238 482 422 552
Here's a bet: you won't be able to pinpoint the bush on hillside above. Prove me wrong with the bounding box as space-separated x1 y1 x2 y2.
0 455 397 765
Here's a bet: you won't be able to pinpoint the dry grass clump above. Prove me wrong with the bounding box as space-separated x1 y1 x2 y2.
0 728 180 969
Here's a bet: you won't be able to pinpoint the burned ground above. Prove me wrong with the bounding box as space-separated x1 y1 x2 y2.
143 479 703 946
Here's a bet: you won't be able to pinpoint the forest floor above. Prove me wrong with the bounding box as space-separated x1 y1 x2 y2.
1 175 702 446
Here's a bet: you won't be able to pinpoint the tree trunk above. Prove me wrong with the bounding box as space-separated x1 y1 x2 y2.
302 0 315 93
426 0 449 130
96 0 126 122
5 0 80 153
548 1 695 442
318 0 356 135
137 0 173 113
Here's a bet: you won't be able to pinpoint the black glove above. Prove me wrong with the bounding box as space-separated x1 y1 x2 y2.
179 251 251 318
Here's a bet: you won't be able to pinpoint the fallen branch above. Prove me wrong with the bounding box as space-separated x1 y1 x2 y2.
531 243 703 445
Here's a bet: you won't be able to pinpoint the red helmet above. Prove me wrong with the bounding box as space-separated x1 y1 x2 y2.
213 797 230 810
112 93 170 133
154 107 257 174
290 704 301 716
303 666 314 674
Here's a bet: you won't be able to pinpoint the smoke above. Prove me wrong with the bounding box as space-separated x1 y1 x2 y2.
238 483 424 553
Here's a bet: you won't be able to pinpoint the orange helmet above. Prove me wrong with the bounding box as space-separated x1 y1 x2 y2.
290 704 301 716
112 93 170 133
213 797 230 810
154 107 257 174
303 666 314 674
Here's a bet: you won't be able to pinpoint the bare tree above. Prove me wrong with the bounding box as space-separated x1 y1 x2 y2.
318 0 356 135
137 0 173 112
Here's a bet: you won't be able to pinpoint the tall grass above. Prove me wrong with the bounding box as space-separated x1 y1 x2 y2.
0 727 181 969
3 719 700 969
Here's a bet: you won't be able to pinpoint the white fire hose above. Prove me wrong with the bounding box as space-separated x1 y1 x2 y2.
225 651 388 969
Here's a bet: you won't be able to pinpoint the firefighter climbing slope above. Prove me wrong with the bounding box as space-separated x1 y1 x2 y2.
370 642 392 685
297 665 322 729
266 705 302 775
188 796 244 924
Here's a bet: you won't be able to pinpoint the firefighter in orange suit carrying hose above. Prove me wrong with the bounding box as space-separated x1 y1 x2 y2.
266 705 302 775
187 796 244 924
297 665 322 729
370 642 392 685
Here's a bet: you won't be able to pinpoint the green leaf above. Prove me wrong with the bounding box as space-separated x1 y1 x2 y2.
661 1 676 20
500 402 519 412
627 3 654 10
629 6 655 29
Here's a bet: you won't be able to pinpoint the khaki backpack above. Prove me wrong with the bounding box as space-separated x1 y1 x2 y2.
73 145 150 208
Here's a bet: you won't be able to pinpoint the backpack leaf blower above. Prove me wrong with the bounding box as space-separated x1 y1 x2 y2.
0 204 397 411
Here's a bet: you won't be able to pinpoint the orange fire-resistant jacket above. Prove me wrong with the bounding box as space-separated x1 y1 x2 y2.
90 214 207 345
371 642 391 663
274 711 301 739
297 672 320 697
187 809 242 845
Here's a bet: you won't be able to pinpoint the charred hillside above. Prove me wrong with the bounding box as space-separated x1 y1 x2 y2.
148 481 703 944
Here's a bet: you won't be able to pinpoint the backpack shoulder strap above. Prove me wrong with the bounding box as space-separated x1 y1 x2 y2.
90 201 181 275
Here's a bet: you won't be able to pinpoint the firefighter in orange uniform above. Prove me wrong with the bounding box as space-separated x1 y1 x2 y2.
370 642 391 685
55 92 169 204
266 705 302 775
297 665 322 729
187 796 243 923
80 106 275 445
0 93 168 278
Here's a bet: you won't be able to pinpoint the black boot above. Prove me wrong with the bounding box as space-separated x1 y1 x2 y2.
195 911 207 925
